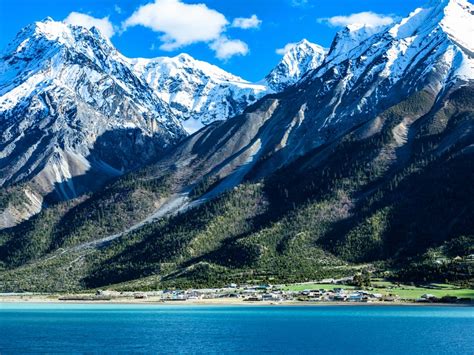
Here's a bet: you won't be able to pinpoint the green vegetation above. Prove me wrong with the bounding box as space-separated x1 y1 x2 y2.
51 172 172 248
283 283 356 292
83 183 354 289
382 286 474 300
392 235 474 284
0 201 74 269
0 184 29 211
0 169 172 269
189 175 222 200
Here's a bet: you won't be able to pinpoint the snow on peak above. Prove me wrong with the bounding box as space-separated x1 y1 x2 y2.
0 17 122 101
290 39 326 55
6 17 321 135
389 0 474 50
128 52 267 132
0 18 187 195
2 18 332 134
266 39 327 91
130 52 250 84
326 24 388 63
312 0 474 84
34 18 76 44
176 52 193 62
379 0 474 81
438 0 474 52
1 17 115 60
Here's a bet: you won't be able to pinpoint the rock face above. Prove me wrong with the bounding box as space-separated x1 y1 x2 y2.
324 24 387 63
265 39 327 91
0 18 185 202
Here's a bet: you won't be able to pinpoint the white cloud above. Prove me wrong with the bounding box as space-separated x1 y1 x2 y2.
276 42 298 55
232 15 262 29
122 0 228 51
210 36 249 60
123 0 250 60
318 11 394 28
114 5 122 14
291 0 309 7
64 12 115 39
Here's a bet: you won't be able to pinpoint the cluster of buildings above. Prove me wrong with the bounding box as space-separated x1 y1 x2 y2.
295 288 393 303
95 284 398 303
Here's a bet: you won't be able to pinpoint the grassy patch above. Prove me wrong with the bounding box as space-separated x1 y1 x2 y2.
283 280 474 300
370 283 474 300
282 283 356 292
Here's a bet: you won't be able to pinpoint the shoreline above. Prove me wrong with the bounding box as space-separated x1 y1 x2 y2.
1 295 472 307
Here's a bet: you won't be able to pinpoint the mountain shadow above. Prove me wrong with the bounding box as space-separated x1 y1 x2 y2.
43 128 176 203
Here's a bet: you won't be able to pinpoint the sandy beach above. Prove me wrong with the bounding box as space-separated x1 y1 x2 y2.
1 294 471 307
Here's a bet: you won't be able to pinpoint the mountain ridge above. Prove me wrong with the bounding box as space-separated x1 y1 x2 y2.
129 52 267 133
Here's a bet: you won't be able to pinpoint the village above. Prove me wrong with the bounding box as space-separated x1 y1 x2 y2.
2 275 471 305
82 280 470 305
95 286 396 304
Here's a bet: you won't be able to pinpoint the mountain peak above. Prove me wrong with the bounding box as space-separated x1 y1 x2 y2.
41 16 54 23
0 17 185 200
176 53 194 62
326 24 386 63
266 39 327 91
20 17 114 51
288 39 326 54
438 0 474 51
34 17 71 38
1 17 122 109
388 0 474 51
297 38 311 45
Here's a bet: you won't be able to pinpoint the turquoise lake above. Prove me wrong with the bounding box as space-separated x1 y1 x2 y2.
1 304 473 354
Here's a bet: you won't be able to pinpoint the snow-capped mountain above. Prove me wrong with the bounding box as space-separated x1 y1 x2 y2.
139 0 474 288
0 18 185 202
265 39 327 91
0 18 326 196
7 0 470 229
130 54 267 133
310 0 474 122
130 40 327 133
152 0 474 203
0 18 326 227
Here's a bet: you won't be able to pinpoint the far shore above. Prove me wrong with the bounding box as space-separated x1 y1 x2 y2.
1 295 472 307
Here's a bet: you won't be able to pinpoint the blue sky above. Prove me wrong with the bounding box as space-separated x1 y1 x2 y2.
0 0 427 81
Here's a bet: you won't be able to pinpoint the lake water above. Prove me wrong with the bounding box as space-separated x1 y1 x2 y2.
1 304 473 354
